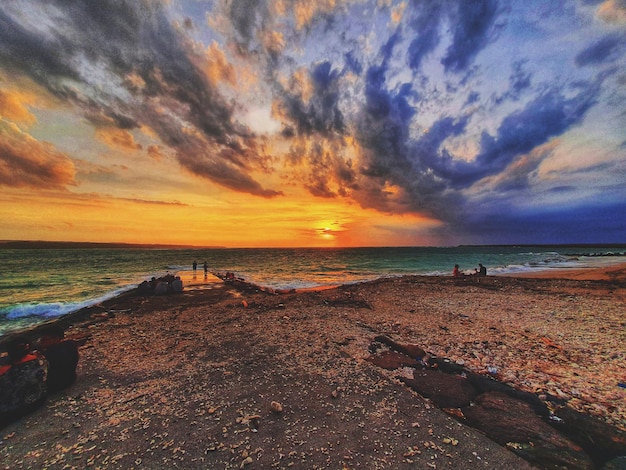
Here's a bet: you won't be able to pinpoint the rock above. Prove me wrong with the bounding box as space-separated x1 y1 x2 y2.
428 357 468 375
551 406 626 467
365 351 421 370
400 369 477 408
462 392 594 470
374 335 426 359
41 340 79 393
466 371 549 416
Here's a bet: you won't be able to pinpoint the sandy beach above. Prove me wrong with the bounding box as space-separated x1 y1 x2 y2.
1 264 625 469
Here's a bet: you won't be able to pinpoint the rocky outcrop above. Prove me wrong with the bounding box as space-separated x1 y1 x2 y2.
366 336 626 470
463 392 594 470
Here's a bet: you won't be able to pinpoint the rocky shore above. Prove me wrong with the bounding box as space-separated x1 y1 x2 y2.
1 266 625 469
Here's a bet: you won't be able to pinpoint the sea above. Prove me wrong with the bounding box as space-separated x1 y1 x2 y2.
1 245 625 336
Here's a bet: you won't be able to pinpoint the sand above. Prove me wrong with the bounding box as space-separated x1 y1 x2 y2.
1 264 625 469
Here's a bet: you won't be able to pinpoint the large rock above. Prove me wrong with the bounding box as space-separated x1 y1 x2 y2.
551 406 626 467
466 371 549 416
463 392 594 470
374 335 426 359
364 350 421 370
400 369 477 408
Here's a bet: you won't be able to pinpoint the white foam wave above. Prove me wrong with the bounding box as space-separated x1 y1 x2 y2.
3 285 136 320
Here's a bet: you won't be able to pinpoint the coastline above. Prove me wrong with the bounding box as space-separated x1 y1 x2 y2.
1 265 625 468
501 261 626 281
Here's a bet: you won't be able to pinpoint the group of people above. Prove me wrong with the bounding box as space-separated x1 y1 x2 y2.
0 326 79 426
453 263 487 277
193 260 209 274
192 260 209 276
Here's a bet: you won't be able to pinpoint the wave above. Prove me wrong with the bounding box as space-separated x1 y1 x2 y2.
1 284 136 321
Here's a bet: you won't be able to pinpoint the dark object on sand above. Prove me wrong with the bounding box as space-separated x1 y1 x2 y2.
39 327 79 393
0 339 48 427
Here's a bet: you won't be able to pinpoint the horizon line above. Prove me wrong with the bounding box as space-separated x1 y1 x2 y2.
1 240 626 250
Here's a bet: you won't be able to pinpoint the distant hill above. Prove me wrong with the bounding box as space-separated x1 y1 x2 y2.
0 241 225 249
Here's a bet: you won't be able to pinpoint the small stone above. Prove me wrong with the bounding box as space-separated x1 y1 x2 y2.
270 401 283 413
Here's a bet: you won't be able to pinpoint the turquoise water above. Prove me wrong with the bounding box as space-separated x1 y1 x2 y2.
1 245 624 336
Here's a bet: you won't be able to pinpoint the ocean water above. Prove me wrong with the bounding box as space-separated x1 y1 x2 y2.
1 245 624 336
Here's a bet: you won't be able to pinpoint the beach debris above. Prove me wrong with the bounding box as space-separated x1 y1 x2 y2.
442 437 459 446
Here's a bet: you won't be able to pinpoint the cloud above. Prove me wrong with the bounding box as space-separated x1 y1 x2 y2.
147 145 165 161
441 0 502 73
203 42 237 87
0 1 283 197
575 33 626 66
406 3 444 71
274 61 346 137
455 201 626 245
508 60 532 98
431 81 602 188
597 0 626 24
95 128 142 152
0 121 75 189
0 89 37 125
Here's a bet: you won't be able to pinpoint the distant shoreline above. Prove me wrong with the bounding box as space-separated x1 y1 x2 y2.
2 240 625 250
0 240 225 250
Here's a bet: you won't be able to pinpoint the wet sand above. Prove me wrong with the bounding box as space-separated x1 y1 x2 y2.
1 264 625 469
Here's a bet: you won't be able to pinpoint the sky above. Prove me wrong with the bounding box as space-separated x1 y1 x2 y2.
0 0 625 247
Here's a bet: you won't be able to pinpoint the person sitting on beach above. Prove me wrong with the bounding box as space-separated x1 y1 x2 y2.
0 338 48 426
37 326 79 393
453 264 462 277
171 276 183 293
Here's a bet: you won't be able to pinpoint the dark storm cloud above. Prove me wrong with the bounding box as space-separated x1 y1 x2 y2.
0 1 279 197
433 82 602 188
228 0 268 51
343 51 362 75
509 60 532 98
457 201 626 245
575 33 626 67
276 61 346 137
354 44 463 217
441 0 502 73
406 3 444 71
